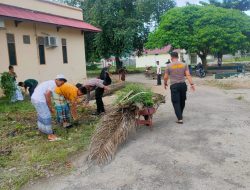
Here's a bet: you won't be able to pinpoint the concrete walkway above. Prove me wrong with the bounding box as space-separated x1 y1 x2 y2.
23 75 250 190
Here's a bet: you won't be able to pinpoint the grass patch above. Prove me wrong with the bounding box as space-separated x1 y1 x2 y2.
0 97 97 190
204 79 250 90
223 57 250 63
236 96 244 100
205 80 235 90
87 66 147 78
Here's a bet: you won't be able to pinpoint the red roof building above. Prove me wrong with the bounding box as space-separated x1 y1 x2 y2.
0 3 101 32
0 0 101 82
144 45 172 55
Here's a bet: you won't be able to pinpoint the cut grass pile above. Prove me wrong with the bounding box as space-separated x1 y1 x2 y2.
0 97 97 190
204 78 250 90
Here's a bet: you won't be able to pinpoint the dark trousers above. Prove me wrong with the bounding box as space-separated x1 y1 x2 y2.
28 85 37 97
95 87 105 113
157 74 162 85
170 82 187 120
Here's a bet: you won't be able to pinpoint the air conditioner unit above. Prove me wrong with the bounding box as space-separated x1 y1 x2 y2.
0 19 5 29
45 36 58 47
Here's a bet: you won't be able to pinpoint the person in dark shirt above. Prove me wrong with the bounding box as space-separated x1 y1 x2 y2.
18 79 38 97
100 63 112 85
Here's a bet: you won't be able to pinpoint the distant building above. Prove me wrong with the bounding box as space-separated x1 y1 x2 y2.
135 45 172 68
136 46 221 68
135 45 174 68
0 0 100 83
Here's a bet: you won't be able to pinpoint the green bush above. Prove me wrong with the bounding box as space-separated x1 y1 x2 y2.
0 72 16 101
86 63 99 70
116 84 154 107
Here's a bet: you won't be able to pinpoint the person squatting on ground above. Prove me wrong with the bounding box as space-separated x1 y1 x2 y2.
31 75 66 141
53 82 87 128
18 79 38 97
164 52 195 124
80 79 109 115
156 61 162 85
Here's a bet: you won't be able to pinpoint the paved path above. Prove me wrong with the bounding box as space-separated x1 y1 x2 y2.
23 75 250 190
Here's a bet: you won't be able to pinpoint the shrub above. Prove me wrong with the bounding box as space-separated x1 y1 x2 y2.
0 72 16 101
116 84 154 107
86 63 99 70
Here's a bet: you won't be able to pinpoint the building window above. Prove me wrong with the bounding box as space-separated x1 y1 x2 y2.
23 35 30 44
38 37 46 65
6 33 17 66
61 38 68 64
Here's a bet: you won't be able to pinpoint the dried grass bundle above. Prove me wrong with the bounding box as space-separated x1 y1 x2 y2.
88 105 137 165
88 84 165 165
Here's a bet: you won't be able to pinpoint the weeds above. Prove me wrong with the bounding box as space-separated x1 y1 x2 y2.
0 98 97 190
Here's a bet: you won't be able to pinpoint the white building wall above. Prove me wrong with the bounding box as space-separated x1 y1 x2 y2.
135 54 171 68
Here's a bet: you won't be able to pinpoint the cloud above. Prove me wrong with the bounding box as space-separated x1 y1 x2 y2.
176 0 207 6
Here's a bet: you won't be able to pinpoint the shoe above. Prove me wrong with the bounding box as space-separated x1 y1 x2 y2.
176 120 183 124
48 134 61 142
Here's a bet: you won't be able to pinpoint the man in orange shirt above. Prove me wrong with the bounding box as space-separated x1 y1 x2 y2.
54 82 86 127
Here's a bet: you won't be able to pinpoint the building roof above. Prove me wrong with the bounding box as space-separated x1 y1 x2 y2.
144 45 172 55
0 3 101 32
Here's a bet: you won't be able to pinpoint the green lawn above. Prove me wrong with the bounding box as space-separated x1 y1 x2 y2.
0 97 97 190
223 56 250 63
87 65 146 78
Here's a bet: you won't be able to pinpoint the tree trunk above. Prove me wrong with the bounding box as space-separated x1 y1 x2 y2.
197 53 207 69
115 56 123 72
217 52 223 60
217 52 223 67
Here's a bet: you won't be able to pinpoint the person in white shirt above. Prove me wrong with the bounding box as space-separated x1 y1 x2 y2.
156 61 162 85
31 74 66 141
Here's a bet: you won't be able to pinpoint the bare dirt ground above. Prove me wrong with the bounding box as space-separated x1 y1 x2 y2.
23 74 250 190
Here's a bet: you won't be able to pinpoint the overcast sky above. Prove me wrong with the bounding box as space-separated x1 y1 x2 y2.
176 0 250 15
176 0 207 6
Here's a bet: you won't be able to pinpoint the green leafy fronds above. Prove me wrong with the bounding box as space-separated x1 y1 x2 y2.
116 84 154 107
0 72 16 101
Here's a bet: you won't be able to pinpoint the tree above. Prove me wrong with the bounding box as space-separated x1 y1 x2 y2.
146 5 250 66
200 0 250 11
55 0 175 69
84 0 176 69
